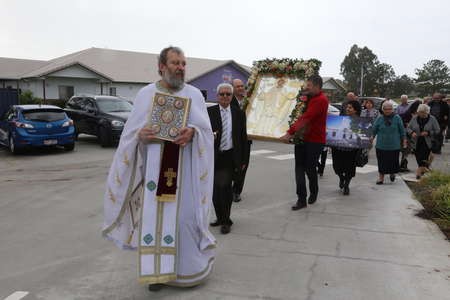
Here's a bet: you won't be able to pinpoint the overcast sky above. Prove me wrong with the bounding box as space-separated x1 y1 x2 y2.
1 0 449 79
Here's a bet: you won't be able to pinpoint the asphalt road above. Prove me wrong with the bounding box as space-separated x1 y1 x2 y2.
0 135 449 300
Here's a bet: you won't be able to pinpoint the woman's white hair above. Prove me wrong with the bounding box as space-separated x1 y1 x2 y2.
382 100 394 110
216 82 233 94
417 103 430 114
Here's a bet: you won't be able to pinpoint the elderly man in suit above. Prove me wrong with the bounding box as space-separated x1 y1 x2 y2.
208 83 248 234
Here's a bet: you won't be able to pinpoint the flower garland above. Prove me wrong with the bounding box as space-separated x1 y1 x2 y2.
288 91 309 144
243 58 321 143
243 58 321 111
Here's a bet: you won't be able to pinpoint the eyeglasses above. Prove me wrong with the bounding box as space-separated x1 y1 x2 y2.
219 93 232 96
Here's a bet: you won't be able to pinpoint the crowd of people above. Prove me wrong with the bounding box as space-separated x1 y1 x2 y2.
327 91 448 188
101 45 449 292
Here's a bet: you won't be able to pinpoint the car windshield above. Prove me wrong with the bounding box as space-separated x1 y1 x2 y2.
22 109 66 122
96 99 133 113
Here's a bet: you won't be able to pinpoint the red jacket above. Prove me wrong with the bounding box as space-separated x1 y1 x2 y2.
287 91 328 143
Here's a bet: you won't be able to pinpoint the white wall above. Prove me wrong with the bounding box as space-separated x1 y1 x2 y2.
16 78 148 101
102 82 147 101
49 65 101 79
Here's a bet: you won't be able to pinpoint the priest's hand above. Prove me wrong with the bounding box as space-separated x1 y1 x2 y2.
138 127 158 144
174 127 195 147
280 133 293 144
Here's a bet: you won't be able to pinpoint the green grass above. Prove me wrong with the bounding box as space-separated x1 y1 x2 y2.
413 171 450 239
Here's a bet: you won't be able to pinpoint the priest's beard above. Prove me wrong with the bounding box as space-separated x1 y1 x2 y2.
163 70 184 89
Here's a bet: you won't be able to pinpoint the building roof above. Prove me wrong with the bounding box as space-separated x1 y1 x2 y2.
8 47 250 83
323 76 346 91
0 57 47 80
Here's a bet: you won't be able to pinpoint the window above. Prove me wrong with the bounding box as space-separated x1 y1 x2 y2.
22 109 66 122
58 86 74 100
109 87 117 96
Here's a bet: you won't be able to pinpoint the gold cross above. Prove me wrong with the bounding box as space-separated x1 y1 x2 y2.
164 168 177 187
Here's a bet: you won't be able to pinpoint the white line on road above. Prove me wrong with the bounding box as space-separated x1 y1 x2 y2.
267 154 295 160
250 149 276 155
3 292 29 300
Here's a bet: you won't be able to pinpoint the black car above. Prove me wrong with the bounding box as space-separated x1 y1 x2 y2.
64 95 133 147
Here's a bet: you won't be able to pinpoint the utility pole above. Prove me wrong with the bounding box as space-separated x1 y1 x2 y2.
359 64 364 96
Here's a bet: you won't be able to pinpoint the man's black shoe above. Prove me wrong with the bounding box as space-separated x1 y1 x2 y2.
220 224 231 234
148 284 164 292
233 193 242 202
339 177 344 189
343 185 350 195
210 220 221 227
308 195 317 204
291 202 307 210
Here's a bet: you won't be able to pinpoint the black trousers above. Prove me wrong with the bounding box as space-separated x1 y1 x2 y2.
212 150 234 225
232 140 252 195
317 147 328 175
295 142 324 204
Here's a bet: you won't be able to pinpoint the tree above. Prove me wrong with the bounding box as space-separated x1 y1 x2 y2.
415 59 450 96
387 75 415 97
340 44 378 96
373 63 396 97
340 45 396 96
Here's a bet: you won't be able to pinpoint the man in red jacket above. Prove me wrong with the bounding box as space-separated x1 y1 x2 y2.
280 75 329 210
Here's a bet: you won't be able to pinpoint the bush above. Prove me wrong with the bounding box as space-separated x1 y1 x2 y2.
18 90 67 108
19 90 42 105
431 183 450 221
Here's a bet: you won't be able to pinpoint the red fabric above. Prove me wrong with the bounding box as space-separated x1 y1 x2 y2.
156 141 180 196
287 91 329 143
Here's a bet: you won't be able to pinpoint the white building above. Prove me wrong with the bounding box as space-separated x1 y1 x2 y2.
0 47 250 102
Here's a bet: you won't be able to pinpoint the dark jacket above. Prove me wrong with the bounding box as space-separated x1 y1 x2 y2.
428 99 449 127
207 104 248 170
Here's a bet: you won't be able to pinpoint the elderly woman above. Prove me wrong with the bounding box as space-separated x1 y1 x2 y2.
331 101 361 195
360 98 379 118
371 101 407 184
407 104 440 179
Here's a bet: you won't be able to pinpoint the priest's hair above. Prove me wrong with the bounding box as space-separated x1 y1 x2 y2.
158 46 184 75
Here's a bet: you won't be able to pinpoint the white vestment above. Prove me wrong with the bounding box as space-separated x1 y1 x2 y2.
102 83 216 286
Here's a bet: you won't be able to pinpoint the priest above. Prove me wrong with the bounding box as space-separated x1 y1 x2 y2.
102 46 216 291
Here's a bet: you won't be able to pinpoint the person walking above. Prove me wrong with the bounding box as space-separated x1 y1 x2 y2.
331 101 361 195
280 75 329 210
407 104 440 179
371 101 407 184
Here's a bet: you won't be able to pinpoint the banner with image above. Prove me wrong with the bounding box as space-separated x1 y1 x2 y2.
326 115 374 149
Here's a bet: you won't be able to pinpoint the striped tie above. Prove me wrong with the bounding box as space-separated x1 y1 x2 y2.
220 108 230 150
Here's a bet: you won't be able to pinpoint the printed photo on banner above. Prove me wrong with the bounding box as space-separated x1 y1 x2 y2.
326 115 373 149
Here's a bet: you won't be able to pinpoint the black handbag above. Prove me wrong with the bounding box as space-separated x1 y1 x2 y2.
355 148 369 167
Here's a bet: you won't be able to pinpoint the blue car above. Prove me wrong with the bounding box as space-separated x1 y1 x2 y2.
0 105 76 154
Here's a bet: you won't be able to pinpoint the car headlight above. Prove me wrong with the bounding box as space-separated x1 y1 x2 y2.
111 120 124 127
14 121 34 128
62 120 74 127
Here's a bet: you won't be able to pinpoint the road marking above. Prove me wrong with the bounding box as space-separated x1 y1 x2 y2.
267 154 295 160
251 149 276 155
356 165 378 174
4 292 29 300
